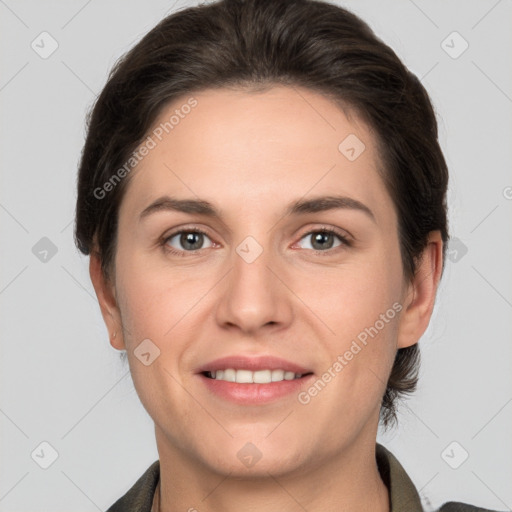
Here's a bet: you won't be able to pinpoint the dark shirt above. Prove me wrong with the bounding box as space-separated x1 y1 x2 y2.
105 443 501 512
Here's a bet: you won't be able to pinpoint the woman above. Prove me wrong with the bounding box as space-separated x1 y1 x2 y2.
74 0 500 510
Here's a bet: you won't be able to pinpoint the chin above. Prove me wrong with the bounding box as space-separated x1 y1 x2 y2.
207 453 303 479
195 436 308 478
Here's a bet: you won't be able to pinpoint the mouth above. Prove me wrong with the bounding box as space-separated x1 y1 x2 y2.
196 355 315 404
202 369 313 383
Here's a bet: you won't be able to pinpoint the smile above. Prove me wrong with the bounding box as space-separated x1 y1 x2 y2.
204 369 308 383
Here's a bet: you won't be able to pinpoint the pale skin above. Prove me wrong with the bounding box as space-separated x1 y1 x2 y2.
89 85 443 512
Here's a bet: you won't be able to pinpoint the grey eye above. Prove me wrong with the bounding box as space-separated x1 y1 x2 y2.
297 231 344 251
166 231 213 251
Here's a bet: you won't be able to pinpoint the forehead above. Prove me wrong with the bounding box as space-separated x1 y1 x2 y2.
120 86 394 227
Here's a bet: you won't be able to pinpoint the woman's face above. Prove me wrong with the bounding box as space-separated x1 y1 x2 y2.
97 85 429 477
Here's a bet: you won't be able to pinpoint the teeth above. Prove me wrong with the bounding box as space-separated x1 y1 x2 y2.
236 369 253 383
223 369 236 382
207 369 304 383
271 369 284 382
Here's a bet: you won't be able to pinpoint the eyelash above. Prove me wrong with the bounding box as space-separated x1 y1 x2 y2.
160 226 352 257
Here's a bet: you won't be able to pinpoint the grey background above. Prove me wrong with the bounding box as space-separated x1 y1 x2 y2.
1 0 511 510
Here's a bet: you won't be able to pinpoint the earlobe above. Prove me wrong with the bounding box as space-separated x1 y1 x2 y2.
88 250 126 351
396 231 444 349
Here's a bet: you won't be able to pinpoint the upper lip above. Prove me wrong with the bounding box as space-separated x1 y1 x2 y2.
197 355 313 375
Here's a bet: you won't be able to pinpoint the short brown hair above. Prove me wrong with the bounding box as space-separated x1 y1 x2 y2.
74 0 449 427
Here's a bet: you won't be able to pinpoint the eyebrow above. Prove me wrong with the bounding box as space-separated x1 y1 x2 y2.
139 194 376 223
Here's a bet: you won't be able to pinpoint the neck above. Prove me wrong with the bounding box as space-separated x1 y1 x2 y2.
154 427 389 512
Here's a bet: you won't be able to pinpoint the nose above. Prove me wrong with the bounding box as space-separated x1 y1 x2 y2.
214 240 293 335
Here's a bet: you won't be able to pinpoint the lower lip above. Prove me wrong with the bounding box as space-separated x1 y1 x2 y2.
198 373 314 405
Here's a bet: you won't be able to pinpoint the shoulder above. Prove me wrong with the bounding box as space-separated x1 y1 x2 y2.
437 503 504 512
105 460 160 512
376 444 503 512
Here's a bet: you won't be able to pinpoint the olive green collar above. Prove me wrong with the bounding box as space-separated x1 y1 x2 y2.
376 443 424 511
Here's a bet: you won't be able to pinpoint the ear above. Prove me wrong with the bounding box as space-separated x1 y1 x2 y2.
89 249 126 351
396 231 444 349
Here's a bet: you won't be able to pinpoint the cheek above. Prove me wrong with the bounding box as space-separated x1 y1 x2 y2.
309 241 403 345
304 239 403 403
113 251 202 420
299 273 401 441
114 247 207 344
